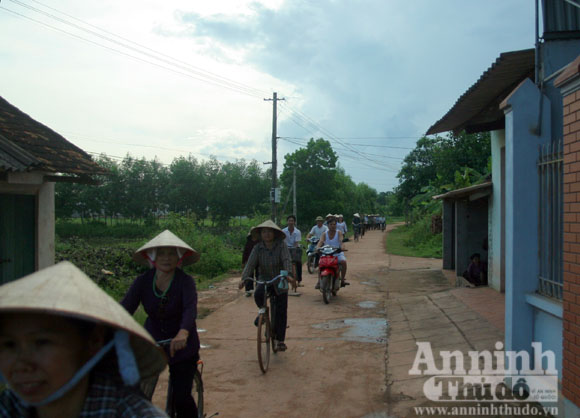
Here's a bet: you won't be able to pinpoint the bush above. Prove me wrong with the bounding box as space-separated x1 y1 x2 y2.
55 213 249 299
385 215 442 259
55 237 147 301
56 219 158 240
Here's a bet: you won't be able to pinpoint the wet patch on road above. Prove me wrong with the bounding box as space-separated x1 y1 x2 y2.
361 281 379 287
312 318 387 343
358 300 378 309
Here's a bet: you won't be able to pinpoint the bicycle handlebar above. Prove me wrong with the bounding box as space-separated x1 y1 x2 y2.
156 339 173 347
242 273 288 285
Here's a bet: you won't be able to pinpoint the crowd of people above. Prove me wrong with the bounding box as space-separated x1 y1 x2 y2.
0 212 387 417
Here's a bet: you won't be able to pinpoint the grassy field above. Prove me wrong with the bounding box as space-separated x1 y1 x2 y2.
385 217 442 259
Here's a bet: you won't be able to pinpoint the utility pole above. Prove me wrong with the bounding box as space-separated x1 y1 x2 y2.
264 92 285 223
293 166 297 225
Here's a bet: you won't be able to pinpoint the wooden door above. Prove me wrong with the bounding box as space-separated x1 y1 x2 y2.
0 194 36 284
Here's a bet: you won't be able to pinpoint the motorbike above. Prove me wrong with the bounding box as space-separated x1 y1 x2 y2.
317 245 343 304
306 236 320 274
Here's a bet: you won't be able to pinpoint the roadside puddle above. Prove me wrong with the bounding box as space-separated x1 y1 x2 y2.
360 281 378 287
358 301 378 309
312 318 387 343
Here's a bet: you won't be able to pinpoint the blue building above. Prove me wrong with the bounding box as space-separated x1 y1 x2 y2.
427 1 580 415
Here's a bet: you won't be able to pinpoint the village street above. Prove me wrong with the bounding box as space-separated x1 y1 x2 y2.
152 225 511 417
149 226 430 417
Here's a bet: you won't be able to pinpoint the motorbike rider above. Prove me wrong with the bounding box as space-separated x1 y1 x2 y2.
307 216 328 268
283 215 303 287
316 216 348 288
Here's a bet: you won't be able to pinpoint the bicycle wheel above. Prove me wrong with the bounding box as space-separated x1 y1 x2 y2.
257 310 271 373
166 380 175 417
165 371 203 418
270 296 278 354
307 255 315 274
193 369 204 418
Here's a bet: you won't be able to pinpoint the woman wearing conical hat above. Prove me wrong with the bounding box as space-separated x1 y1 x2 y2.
0 261 167 417
121 230 201 418
239 220 296 352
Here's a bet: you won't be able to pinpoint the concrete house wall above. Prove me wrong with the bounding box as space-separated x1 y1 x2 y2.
489 130 505 292
1 172 55 271
501 78 563 376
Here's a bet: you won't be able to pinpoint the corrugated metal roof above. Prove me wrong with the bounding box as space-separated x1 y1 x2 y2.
0 96 106 176
543 0 580 39
0 134 40 172
426 49 535 135
432 181 492 200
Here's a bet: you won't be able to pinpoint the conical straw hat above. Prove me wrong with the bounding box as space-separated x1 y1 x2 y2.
251 219 286 241
133 230 200 267
0 261 166 380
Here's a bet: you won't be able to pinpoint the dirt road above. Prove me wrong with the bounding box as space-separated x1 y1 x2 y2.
153 225 439 417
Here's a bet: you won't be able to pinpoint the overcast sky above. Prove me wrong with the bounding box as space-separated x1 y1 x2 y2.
1 0 536 192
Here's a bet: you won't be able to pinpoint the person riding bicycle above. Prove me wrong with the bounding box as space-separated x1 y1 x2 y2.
121 230 201 418
307 216 328 268
239 220 296 352
316 216 349 288
282 215 303 288
336 214 348 240
0 261 167 418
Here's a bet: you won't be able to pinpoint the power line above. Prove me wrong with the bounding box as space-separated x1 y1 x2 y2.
25 0 271 98
1 1 267 99
69 133 254 163
280 137 415 149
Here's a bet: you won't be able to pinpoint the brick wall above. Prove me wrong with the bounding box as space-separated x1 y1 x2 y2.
559 58 580 407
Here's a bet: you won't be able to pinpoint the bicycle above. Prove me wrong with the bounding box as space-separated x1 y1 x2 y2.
140 339 209 418
353 225 360 242
243 272 289 373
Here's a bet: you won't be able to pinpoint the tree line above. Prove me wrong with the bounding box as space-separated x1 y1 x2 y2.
56 142 387 229
386 131 491 220
56 155 271 225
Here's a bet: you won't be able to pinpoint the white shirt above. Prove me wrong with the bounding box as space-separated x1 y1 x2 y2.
309 224 328 239
324 230 341 248
337 221 347 234
283 226 302 247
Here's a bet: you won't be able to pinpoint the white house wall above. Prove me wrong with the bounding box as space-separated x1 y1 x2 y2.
1 173 55 271
489 129 505 292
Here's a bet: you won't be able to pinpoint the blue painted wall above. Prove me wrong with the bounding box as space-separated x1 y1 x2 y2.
503 79 552 365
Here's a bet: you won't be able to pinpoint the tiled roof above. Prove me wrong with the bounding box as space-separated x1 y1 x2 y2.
427 49 535 135
0 95 106 175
